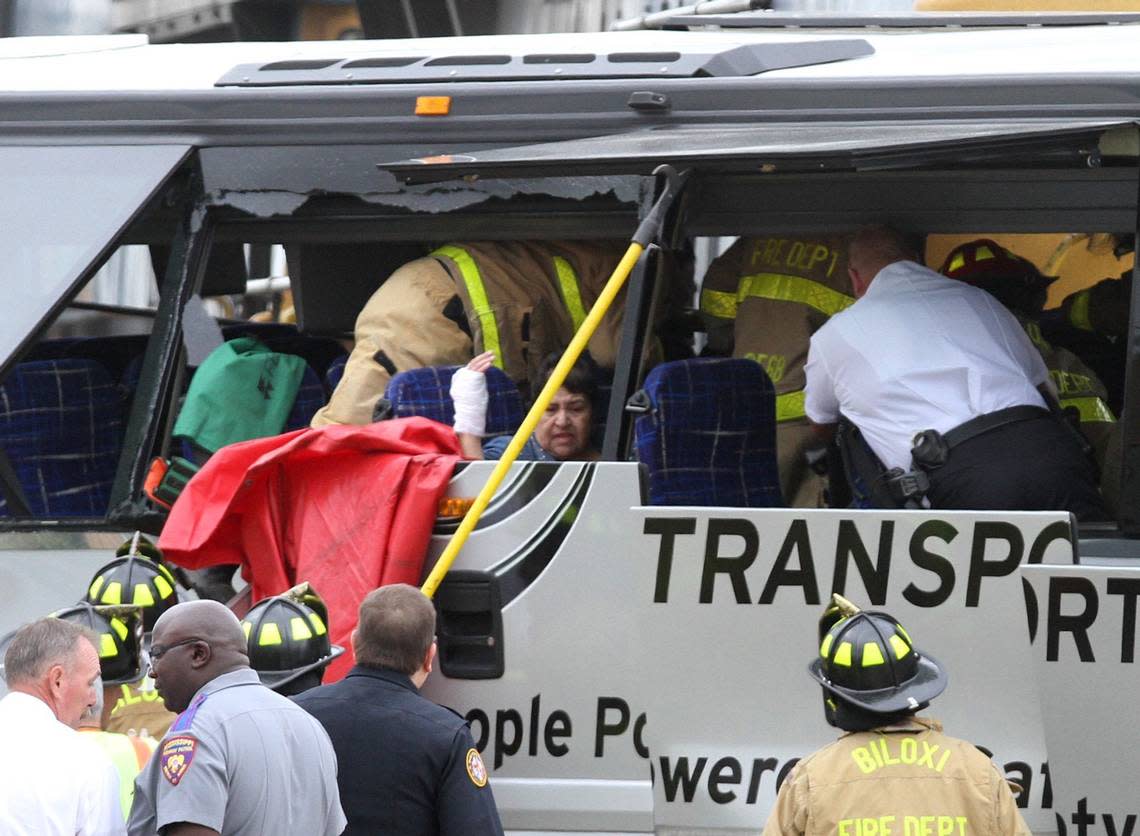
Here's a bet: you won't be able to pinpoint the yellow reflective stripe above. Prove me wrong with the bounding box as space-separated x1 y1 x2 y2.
1069 289 1093 332
833 641 853 667
101 581 122 605
153 574 174 600
776 390 806 422
89 576 105 600
132 584 155 608
896 624 912 645
98 633 118 659
1061 396 1116 423
433 246 503 367
109 617 129 642
737 272 855 318
290 616 314 641
552 256 587 332
700 287 738 319
820 633 834 658
862 642 885 667
1022 320 1050 352
258 623 283 646
889 635 910 660
242 621 252 639
308 612 327 636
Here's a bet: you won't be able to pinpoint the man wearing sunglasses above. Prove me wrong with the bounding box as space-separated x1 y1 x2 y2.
127 600 346 836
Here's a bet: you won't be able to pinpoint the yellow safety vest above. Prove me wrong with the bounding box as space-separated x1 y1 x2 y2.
80 729 154 819
700 272 855 422
432 245 586 369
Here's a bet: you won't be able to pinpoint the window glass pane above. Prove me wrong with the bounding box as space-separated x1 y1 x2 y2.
0 145 190 370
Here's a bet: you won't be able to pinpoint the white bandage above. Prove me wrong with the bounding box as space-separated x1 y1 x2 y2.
450 366 489 436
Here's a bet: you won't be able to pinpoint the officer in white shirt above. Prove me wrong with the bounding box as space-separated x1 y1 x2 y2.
804 226 1105 520
0 617 125 836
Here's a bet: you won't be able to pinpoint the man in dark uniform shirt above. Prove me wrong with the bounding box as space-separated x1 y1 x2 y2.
294 583 505 836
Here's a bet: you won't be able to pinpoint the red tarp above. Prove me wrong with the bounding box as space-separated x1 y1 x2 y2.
158 418 462 681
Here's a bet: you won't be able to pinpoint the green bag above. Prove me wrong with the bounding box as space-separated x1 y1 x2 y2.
173 337 307 453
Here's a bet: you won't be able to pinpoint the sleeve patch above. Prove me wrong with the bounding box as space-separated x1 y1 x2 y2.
160 736 198 786
465 748 488 788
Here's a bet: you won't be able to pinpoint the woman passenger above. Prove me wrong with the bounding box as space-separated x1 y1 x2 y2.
451 351 600 462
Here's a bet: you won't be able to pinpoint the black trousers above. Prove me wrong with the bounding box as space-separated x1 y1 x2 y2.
926 415 1107 521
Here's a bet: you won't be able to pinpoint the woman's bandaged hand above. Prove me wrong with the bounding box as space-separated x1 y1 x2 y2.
450 365 489 436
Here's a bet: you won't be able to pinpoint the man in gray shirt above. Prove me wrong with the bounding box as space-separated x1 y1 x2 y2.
128 600 345 836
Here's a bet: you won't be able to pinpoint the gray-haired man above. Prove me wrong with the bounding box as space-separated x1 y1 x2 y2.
0 617 125 835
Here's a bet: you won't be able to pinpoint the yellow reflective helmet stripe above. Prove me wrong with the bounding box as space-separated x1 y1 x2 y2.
889 634 910 660
132 584 155 608
975 245 995 262
153 574 174 600
1060 396 1116 424
101 581 122 605
109 617 129 642
946 252 966 274
258 623 283 646
820 633 834 658
158 564 177 586
776 390 806 422
833 641 853 667
241 621 252 639
89 576 105 600
98 633 118 659
1068 289 1094 332
862 642 885 667
290 616 314 642
896 624 912 645
737 272 855 318
552 256 587 332
433 245 503 368
700 287 738 319
308 612 328 636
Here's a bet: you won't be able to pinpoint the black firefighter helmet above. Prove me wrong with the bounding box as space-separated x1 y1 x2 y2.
241 583 344 695
52 602 145 685
809 608 947 717
85 534 179 633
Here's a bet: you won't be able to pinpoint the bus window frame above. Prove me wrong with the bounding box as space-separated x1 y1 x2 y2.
1117 154 1140 534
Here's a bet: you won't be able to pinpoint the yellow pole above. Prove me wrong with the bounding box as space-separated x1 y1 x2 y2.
422 242 645 598
420 164 684 599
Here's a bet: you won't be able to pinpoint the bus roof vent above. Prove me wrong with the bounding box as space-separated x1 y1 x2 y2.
215 40 872 87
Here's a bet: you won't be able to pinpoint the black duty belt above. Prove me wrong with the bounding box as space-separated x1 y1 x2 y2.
911 404 1051 474
942 404 1051 450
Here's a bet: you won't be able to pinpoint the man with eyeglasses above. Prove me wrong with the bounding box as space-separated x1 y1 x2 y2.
127 600 346 836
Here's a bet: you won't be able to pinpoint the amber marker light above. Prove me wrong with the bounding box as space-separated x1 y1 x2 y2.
438 496 476 518
415 96 452 116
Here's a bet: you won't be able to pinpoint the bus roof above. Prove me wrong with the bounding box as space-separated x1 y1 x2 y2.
0 22 1139 94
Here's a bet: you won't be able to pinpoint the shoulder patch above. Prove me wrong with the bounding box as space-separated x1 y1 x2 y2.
160 735 198 785
466 748 488 788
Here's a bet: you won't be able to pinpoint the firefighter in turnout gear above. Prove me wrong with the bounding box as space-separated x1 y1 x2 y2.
938 239 1119 510
84 534 180 738
312 240 629 426
762 598 1031 836
241 584 345 697
700 235 854 507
